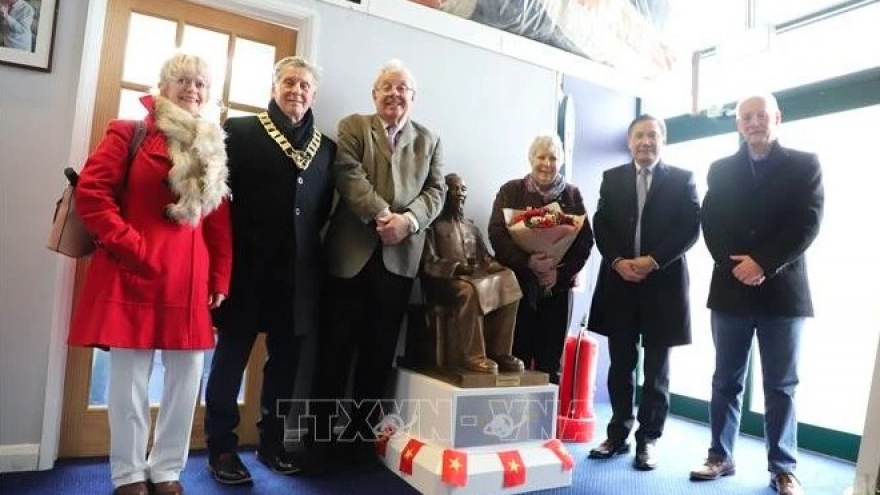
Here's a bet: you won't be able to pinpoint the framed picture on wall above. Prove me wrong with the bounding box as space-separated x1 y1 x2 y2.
0 0 59 72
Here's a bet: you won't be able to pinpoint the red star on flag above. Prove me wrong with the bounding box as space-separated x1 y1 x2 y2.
543 439 575 471
397 438 425 475
497 450 526 487
440 449 468 487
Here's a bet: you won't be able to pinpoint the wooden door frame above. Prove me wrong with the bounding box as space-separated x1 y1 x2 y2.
41 0 314 467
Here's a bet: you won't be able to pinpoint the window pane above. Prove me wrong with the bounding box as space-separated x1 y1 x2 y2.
749 105 880 434
761 0 850 25
229 38 275 109
227 108 260 119
88 347 245 407
88 349 110 407
653 2 880 117
181 25 230 101
671 0 747 51
123 14 177 87
665 132 740 400
768 3 880 93
118 89 149 120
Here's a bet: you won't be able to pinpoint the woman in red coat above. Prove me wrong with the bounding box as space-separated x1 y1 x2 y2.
68 53 232 495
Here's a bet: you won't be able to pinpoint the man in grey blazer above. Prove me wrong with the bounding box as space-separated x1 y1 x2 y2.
690 93 823 495
306 59 446 470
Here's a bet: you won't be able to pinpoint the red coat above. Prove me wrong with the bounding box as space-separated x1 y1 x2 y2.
68 99 232 350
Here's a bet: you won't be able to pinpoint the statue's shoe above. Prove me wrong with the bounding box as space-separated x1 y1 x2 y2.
491 355 525 373
460 356 498 374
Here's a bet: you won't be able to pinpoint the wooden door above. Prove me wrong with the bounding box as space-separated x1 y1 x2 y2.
58 0 297 457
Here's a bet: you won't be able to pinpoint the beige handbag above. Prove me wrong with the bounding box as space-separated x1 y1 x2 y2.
46 121 146 257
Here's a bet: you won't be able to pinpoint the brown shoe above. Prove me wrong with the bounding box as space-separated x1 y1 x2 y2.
460 356 498 374
490 355 525 373
112 482 149 495
771 472 805 495
150 480 184 495
689 457 736 480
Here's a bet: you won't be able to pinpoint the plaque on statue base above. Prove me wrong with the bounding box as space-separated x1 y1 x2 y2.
413 367 549 389
380 369 573 495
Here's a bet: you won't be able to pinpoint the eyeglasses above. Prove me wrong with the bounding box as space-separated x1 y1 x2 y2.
171 77 209 90
375 83 415 96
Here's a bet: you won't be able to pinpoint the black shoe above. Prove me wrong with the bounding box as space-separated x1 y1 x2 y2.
256 449 301 475
634 442 658 470
208 452 253 485
588 438 631 459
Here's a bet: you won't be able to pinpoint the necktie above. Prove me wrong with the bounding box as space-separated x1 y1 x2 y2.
386 124 398 150
634 167 650 255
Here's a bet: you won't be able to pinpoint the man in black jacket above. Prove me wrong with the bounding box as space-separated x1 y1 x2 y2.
204 56 336 485
587 115 700 471
689 93 823 495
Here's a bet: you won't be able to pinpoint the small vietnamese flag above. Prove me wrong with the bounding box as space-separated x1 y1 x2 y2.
440 449 468 487
543 439 575 471
398 438 425 475
497 450 526 487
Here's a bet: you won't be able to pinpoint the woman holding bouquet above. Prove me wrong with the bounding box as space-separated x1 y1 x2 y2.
488 133 593 384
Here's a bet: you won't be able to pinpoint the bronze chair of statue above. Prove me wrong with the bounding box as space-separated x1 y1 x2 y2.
417 173 524 374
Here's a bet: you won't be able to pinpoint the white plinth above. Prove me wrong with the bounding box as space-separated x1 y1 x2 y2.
381 369 573 495
381 434 573 495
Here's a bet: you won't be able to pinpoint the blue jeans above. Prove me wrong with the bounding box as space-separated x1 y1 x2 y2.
708 311 804 475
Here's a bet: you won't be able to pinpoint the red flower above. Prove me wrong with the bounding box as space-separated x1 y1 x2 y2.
509 206 576 229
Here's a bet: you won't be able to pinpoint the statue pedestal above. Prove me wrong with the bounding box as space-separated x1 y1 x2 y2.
380 368 573 495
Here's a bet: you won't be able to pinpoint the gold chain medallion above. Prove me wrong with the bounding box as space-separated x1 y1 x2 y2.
258 112 322 170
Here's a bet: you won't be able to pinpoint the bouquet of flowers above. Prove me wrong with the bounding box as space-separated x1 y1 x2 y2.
502 202 585 263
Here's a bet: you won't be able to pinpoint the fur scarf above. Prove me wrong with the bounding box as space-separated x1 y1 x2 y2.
153 96 229 226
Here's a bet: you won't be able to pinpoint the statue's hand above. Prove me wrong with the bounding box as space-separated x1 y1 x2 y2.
487 260 506 273
454 262 475 277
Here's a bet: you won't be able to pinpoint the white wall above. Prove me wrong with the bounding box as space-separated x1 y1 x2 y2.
0 0 90 469
0 0 605 470
306 1 559 227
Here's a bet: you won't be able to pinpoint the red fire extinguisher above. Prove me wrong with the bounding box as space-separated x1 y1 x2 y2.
557 314 598 442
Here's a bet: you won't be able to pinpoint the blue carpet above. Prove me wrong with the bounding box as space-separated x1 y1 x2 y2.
0 404 855 495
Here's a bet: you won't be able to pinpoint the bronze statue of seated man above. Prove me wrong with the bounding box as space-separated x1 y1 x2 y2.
421 173 525 374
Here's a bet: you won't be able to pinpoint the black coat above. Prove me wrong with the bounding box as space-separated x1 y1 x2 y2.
213 114 336 336
588 161 700 348
701 141 824 317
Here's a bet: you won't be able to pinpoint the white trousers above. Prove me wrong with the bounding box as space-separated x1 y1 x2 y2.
108 349 204 488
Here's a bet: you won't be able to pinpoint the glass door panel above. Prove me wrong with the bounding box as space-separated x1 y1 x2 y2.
123 14 177 85
181 25 230 99
750 104 880 434
665 133 738 401
229 38 276 110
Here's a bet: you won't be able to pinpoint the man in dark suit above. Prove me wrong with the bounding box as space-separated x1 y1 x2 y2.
690 94 823 495
305 59 445 469
204 56 336 485
587 114 700 471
